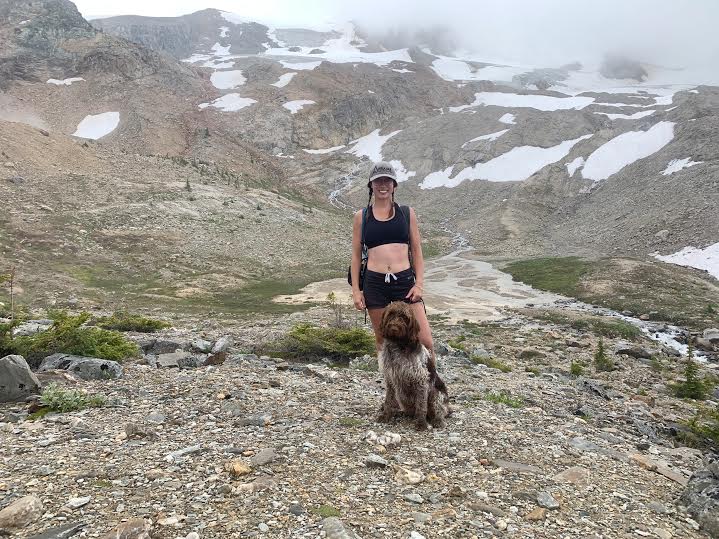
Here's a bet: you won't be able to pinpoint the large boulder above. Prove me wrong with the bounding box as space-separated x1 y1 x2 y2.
613 342 654 359
0 355 41 402
703 328 719 344
680 453 719 537
38 354 123 380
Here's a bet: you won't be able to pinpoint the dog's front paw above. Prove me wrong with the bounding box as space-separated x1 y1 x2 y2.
430 417 446 429
414 418 429 431
376 412 392 423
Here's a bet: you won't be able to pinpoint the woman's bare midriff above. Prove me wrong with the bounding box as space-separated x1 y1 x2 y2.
367 243 411 273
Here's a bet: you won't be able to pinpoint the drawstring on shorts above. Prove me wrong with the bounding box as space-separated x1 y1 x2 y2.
384 272 397 284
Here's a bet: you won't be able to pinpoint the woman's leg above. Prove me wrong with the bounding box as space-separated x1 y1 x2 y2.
367 307 386 355
409 302 435 371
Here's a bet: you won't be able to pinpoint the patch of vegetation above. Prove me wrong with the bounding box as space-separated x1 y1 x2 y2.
593 338 614 372
529 310 640 340
485 391 524 408
447 335 467 351
571 318 641 340
10 311 138 368
525 366 540 375
684 406 719 448
266 323 375 362
507 257 719 331
504 257 591 297
570 361 585 377
471 354 512 372
93 311 170 333
311 505 341 518
339 417 364 427
38 383 107 413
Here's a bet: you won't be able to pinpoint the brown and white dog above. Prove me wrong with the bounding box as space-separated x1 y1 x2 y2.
377 301 449 430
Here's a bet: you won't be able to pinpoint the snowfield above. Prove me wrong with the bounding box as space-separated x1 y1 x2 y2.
661 157 703 176
47 77 84 86
450 92 595 113
198 94 257 111
421 134 593 188
271 72 297 88
655 242 719 280
462 129 509 147
210 70 246 89
72 112 120 139
346 129 402 162
581 122 675 181
283 100 316 114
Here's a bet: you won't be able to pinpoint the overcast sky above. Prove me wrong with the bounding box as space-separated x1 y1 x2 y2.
72 0 719 69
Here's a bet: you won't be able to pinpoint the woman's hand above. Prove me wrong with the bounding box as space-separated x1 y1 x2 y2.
405 284 423 303
352 289 366 310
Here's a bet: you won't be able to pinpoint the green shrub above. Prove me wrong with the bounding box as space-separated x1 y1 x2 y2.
94 311 170 333
268 323 374 362
471 354 511 372
448 335 467 351
570 361 585 377
339 417 364 427
11 311 138 368
684 405 719 448
485 391 524 408
39 383 106 413
311 505 341 518
594 338 614 372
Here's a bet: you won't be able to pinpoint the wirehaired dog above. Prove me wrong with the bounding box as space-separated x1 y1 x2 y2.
377 302 449 430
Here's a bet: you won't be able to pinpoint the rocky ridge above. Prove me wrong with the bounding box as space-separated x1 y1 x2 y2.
1 305 719 538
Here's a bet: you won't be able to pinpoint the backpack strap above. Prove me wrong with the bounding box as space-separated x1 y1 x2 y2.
360 207 368 260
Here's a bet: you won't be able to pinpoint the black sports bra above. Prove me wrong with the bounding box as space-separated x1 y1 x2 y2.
364 203 409 249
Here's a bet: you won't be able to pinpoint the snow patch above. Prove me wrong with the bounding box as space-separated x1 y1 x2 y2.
392 68 413 73
219 11 250 25
389 160 416 183
655 242 719 280
594 110 655 120
211 43 231 57
210 70 246 89
661 157 703 176
450 92 594 113
198 94 257 112
581 122 675 181
279 60 322 70
346 129 401 162
461 129 509 148
72 112 120 140
47 77 84 86
283 100 316 114
432 57 530 82
271 72 297 88
420 134 592 188
303 145 345 155
499 113 516 125
219 26 229 38
566 156 585 177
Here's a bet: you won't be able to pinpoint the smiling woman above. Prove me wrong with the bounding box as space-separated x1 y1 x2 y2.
349 161 440 375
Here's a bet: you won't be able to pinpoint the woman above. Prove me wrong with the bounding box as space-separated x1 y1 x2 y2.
350 161 438 374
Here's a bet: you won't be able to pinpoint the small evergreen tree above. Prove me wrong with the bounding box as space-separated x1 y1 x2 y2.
674 338 707 400
594 337 613 372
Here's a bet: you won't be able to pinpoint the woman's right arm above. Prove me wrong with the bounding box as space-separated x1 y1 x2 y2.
351 209 365 310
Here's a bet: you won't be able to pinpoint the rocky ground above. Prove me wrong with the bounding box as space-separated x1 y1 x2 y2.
2 305 718 539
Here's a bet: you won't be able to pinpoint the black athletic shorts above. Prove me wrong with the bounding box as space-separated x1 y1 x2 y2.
363 268 420 309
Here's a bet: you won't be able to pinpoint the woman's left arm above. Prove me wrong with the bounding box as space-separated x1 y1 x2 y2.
406 207 425 302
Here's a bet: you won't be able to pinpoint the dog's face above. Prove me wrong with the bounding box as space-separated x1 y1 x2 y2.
380 302 420 346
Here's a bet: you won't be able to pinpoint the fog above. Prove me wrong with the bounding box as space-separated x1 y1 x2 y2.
75 0 719 71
